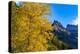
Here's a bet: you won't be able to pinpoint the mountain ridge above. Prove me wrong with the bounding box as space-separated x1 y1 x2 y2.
52 20 78 49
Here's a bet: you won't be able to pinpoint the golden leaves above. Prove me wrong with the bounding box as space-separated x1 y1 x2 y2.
11 2 58 52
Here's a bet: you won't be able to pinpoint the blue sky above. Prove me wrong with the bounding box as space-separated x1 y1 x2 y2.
48 4 78 27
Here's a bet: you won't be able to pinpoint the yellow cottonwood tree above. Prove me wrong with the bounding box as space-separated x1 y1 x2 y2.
10 1 69 53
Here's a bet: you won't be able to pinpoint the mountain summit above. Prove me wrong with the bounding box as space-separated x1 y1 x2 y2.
52 20 78 49
52 20 70 34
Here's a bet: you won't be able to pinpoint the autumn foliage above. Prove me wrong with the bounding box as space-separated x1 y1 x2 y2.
10 1 69 53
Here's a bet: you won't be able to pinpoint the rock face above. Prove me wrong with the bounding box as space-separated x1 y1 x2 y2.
66 24 78 35
52 20 78 49
66 24 78 49
52 20 69 34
